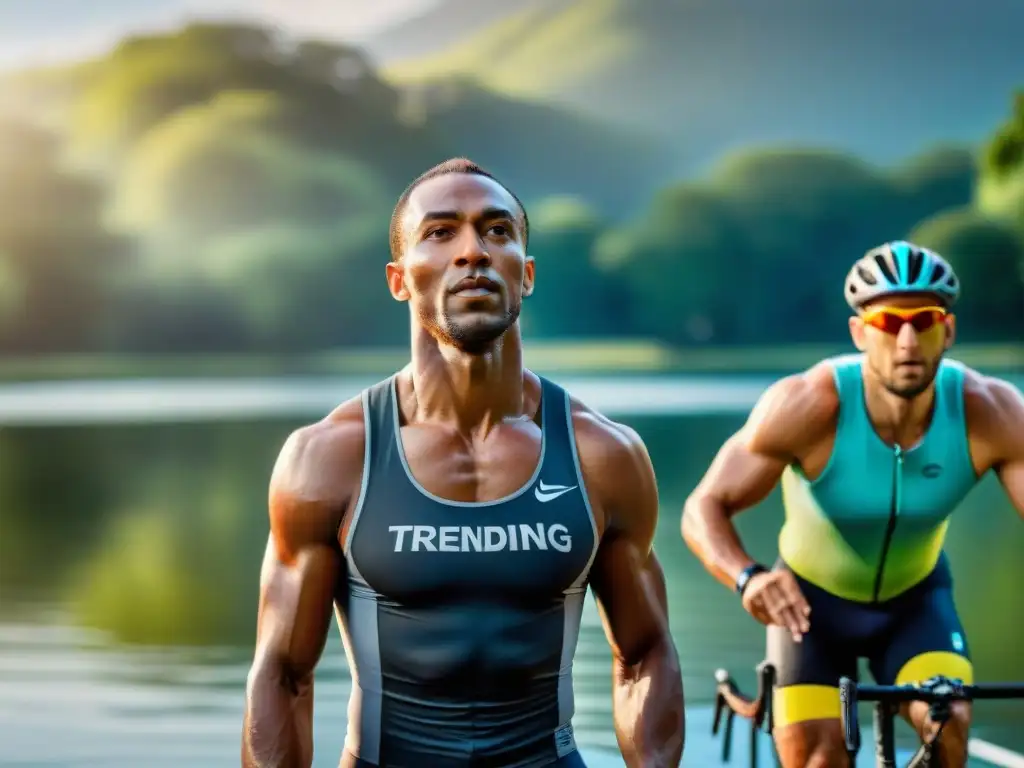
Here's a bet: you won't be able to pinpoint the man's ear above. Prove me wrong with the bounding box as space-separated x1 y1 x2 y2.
522 256 535 298
849 315 868 352
386 261 409 301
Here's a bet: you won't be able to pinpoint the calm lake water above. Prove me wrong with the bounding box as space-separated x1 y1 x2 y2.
1 374 1022 767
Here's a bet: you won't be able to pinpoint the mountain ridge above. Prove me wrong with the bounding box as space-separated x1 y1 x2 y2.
372 0 1024 169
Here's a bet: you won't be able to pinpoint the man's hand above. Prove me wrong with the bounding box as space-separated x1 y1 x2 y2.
741 569 811 642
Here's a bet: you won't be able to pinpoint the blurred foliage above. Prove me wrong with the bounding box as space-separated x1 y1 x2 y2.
978 90 1024 227
0 120 127 352
910 208 1024 338
0 22 1020 356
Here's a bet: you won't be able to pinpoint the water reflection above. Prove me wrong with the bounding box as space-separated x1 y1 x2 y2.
1 422 289 644
1 408 1022 763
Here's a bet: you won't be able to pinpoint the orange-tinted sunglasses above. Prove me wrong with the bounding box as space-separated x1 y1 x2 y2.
860 305 948 335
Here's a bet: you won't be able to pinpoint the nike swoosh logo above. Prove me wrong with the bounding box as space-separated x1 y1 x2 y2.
534 481 577 502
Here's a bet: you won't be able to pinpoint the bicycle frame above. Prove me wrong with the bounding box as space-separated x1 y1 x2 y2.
839 675 1024 768
711 661 778 768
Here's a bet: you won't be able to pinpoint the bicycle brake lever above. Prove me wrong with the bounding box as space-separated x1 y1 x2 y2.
838 677 860 756
712 691 726 735
722 709 735 763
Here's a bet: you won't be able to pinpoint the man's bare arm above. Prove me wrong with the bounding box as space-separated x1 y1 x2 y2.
969 374 1024 517
578 410 684 768
242 410 362 768
681 368 836 589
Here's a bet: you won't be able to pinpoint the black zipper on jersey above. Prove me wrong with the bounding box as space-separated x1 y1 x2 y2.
872 445 904 602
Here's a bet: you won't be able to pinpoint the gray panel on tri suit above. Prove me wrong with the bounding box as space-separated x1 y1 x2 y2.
336 375 599 768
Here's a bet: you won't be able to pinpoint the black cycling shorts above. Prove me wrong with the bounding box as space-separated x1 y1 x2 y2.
767 556 972 727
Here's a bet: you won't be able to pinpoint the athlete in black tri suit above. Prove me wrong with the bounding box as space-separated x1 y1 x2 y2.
241 158 685 768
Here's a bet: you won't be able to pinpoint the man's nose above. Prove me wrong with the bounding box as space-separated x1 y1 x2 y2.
895 320 921 352
452 228 490 268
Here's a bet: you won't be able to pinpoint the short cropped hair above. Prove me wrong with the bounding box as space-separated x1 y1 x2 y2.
388 157 529 261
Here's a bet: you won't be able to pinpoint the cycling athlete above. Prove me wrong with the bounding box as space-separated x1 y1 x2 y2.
682 240 1024 767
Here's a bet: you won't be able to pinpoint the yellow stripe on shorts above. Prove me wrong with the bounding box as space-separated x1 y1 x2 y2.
772 684 841 727
894 651 974 686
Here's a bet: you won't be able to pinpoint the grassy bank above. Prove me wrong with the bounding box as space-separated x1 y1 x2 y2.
1 340 1022 382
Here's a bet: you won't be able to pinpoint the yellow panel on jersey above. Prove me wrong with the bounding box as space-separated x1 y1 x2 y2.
779 467 948 602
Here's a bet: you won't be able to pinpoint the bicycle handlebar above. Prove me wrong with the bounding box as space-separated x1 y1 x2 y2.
840 675 1024 757
713 661 774 727
844 679 1024 703
710 661 776 766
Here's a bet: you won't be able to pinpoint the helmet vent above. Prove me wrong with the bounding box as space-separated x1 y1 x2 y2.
874 253 898 284
857 265 878 285
907 249 924 283
930 263 947 283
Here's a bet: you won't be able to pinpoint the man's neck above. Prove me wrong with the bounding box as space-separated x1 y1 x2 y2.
406 324 526 435
862 369 936 447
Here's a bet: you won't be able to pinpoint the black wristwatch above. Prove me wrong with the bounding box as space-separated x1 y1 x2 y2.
735 563 769 596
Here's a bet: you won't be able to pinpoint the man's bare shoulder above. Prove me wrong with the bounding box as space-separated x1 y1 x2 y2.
268 395 367 552
742 361 839 457
753 361 839 423
567 396 657 536
273 396 366 495
963 366 1024 448
568 397 648 478
963 365 1023 410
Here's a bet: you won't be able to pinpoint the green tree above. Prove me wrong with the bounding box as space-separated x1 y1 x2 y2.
602 150 902 345
68 23 443 186
595 147 995 347
890 146 977 227
909 206 1024 340
596 184 745 344
0 120 127 352
106 90 398 351
707 149 905 341
69 24 280 170
110 90 390 255
106 280 254 353
978 91 1024 227
522 196 621 338
201 216 401 351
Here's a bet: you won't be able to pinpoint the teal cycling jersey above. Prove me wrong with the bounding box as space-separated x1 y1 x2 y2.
779 354 978 602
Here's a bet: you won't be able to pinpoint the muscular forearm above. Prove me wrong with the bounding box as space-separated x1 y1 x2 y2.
242 661 314 768
612 634 685 768
681 495 755 590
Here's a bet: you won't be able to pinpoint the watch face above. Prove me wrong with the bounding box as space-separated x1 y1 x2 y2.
737 565 762 592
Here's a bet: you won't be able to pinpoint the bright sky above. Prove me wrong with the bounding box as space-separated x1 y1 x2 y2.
0 0 439 69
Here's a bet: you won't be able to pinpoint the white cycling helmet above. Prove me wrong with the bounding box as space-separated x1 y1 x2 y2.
844 240 960 311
